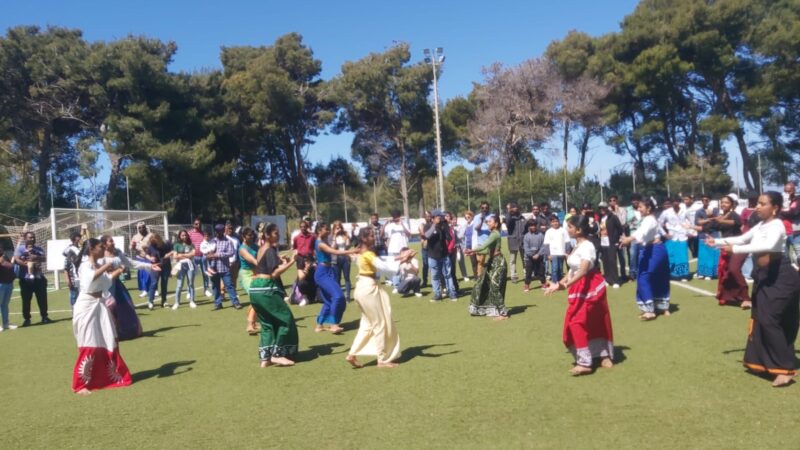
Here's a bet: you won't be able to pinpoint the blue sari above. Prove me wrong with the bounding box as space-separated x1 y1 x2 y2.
696 239 720 279
664 240 690 280
636 243 671 313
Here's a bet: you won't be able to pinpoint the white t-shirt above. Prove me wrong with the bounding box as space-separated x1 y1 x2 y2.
716 219 787 254
567 240 596 275
633 215 661 244
543 227 570 256
658 208 689 241
399 258 419 280
384 222 409 254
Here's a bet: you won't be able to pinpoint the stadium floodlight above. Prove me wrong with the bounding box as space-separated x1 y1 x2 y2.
423 47 446 210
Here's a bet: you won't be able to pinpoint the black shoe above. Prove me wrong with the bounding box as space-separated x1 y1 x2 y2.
233 303 243 310
22 319 31 327
212 305 223 311
41 317 53 324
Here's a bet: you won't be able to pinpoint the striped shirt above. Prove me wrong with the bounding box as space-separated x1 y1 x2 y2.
208 237 235 273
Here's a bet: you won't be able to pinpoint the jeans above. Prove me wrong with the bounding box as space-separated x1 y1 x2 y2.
336 254 352 300
629 241 641 279
175 263 195 302
148 265 170 306
741 254 753 279
508 249 521 280
69 287 79 306
211 271 240 307
550 256 564 283
429 256 456 299
192 255 209 291
20 277 47 321
0 282 12 326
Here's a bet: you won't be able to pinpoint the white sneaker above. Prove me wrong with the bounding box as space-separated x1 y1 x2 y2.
681 279 688 282
7 324 17 330
385 280 393 286
392 288 398 294
155 290 159 297
186 292 191 300
463 277 469 282
139 291 147 298
172 302 179 310
147 303 154 311
415 292 423 297
189 301 197 309
205 289 212 297
298 298 308 307
612 284 620 289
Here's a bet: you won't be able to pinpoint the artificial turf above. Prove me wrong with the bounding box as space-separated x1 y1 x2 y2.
2 259 800 449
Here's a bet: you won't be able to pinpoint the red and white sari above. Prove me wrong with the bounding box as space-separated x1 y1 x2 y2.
564 241 614 367
72 264 131 392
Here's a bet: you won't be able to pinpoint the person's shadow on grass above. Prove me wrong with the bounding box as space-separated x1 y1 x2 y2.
397 343 460 363
612 345 630 365
140 324 200 338
132 360 195 383
508 304 536 316
294 342 345 362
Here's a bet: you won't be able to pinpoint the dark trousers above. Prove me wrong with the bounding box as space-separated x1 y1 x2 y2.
616 246 627 279
524 255 545 285
398 276 421 295
688 236 699 258
20 277 48 320
469 254 478 278
601 246 619 285
449 252 460 292
421 247 429 287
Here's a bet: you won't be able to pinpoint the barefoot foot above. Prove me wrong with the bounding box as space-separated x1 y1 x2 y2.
600 358 614 369
328 325 344 334
662 310 671 317
493 315 509 321
314 326 325 333
270 356 295 367
741 301 752 310
346 355 363 368
260 360 273 368
640 312 656 321
569 365 593 376
76 388 92 396
772 374 795 387
378 362 399 368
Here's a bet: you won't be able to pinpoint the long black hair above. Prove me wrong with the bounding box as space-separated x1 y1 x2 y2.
75 238 102 270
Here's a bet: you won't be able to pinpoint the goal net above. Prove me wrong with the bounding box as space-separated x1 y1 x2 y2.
4 208 168 289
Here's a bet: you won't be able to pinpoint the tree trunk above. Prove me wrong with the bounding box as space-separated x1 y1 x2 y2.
37 128 52 215
104 149 124 209
562 119 570 171
578 128 591 172
398 142 410 219
719 87 756 191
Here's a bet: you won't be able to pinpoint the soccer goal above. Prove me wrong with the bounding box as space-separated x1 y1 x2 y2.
4 208 168 290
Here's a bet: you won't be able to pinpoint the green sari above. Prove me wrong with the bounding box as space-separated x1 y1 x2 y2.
249 277 298 360
469 230 509 317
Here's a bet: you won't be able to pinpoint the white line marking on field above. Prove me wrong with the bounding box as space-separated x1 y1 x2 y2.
670 280 716 297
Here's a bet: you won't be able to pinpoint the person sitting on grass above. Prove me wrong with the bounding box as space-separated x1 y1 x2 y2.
396 247 422 297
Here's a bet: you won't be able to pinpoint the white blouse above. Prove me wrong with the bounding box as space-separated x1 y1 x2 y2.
632 215 661 244
78 261 112 294
567 240 595 275
714 219 786 254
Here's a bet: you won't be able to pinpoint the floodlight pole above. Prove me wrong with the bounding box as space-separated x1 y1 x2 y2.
343 183 348 223
425 48 446 211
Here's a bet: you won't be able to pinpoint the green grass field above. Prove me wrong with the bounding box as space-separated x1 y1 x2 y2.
3 257 800 449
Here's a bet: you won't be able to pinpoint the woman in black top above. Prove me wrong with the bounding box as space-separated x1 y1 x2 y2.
713 195 751 309
249 223 298 367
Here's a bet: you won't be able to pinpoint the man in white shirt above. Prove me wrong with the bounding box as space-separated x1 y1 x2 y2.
384 210 411 288
659 198 691 281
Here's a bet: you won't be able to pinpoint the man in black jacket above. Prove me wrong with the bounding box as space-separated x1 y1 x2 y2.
504 202 527 283
425 209 457 301
598 202 623 288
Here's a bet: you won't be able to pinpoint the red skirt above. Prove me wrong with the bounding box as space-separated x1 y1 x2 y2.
563 270 614 366
716 250 750 304
72 347 132 392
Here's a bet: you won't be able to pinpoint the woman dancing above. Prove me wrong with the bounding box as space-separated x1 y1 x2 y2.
249 223 299 367
464 215 508 320
346 227 406 369
314 222 357 334
73 238 148 394
713 196 751 309
99 235 151 340
544 215 614 376
620 199 670 321
707 192 800 387
238 227 260 335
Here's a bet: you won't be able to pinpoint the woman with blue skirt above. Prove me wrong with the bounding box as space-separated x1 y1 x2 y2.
314 222 357 334
621 200 670 321
100 235 152 340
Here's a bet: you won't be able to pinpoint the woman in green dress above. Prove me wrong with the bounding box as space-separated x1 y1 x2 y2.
249 223 298 367
465 215 509 320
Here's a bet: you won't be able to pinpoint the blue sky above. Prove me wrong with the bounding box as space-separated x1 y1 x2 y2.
0 0 753 190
